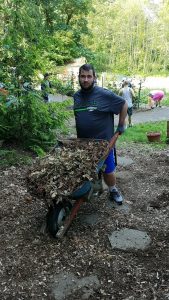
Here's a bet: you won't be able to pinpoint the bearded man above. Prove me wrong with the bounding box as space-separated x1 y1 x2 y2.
73 64 128 204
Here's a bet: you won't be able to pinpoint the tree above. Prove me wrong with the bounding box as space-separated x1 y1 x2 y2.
0 0 46 85
0 0 93 84
85 0 169 75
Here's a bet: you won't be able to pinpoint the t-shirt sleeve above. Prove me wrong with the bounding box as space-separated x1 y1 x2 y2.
105 90 126 115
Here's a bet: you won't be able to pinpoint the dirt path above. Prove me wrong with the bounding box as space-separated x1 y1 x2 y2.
0 141 169 299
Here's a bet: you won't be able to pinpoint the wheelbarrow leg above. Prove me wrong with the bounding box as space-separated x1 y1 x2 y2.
56 197 86 239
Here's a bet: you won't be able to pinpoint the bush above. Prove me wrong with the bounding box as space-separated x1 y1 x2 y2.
0 89 73 153
52 78 75 96
0 149 32 168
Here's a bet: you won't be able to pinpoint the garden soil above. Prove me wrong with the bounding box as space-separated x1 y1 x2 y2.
0 139 169 299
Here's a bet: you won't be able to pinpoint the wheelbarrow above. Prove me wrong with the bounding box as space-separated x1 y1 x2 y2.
46 132 119 238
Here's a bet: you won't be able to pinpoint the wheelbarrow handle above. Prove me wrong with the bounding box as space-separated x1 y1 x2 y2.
102 131 120 160
107 131 119 152
96 132 120 173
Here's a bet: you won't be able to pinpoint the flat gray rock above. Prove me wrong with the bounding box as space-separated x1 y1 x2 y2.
52 272 100 300
109 228 151 251
115 170 133 181
79 213 100 225
107 201 131 214
117 156 134 167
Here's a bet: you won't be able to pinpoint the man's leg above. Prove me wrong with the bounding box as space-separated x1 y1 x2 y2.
103 152 123 205
103 171 116 186
103 172 123 205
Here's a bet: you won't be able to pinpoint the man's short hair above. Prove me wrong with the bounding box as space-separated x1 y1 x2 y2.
79 64 96 77
123 80 129 86
44 73 50 78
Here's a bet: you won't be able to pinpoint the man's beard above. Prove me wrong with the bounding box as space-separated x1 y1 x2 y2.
79 80 95 91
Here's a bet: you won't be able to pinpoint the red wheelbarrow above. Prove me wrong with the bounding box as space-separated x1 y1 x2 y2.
46 132 119 238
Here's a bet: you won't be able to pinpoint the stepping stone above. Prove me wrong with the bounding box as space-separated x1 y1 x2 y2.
107 201 131 214
109 228 151 251
117 156 134 167
52 272 100 300
115 170 133 181
79 213 100 225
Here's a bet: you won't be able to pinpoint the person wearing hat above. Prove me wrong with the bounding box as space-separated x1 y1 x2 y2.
41 73 52 103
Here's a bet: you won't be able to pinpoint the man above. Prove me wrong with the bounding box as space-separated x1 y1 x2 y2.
73 64 128 205
119 80 135 127
41 73 52 103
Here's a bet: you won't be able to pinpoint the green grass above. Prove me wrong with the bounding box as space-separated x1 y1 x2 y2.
0 149 32 168
0 121 168 168
118 121 169 148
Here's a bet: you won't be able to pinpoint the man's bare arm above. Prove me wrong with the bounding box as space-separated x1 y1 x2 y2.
118 101 128 126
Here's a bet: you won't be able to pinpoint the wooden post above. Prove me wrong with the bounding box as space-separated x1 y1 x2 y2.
167 121 169 138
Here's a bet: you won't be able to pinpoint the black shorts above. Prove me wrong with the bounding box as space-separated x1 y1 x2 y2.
127 107 133 116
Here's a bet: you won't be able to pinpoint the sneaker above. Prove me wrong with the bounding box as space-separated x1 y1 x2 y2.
109 188 123 205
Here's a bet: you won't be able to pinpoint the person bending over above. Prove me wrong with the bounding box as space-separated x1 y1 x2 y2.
148 90 164 109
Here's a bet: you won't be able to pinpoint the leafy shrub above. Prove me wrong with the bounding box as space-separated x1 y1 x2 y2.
0 149 32 168
0 89 73 153
52 78 75 96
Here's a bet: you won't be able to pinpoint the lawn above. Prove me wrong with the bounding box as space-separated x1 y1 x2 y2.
0 121 168 168
118 121 168 148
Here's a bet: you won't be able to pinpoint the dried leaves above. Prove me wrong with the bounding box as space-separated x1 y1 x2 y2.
27 139 108 204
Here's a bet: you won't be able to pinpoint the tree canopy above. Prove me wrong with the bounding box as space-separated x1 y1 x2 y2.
86 0 169 75
1 0 169 152
0 0 92 84
1 0 169 82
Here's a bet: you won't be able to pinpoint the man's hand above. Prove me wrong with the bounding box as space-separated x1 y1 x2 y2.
115 124 125 135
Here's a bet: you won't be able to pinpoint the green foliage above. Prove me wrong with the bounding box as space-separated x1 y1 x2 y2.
0 0 93 83
0 89 73 152
0 149 32 168
118 121 168 147
29 145 46 157
107 82 120 94
0 0 45 82
52 78 75 96
86 0 169 75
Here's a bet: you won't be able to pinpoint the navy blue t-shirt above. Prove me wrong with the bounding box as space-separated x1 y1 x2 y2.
73 86 125 140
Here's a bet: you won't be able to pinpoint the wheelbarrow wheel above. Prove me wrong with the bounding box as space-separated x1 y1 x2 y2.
46 201 72 238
